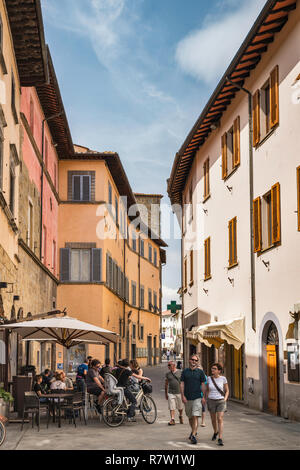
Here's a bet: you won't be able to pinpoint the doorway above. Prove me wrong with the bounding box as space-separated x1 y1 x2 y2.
147 336 152 366
266 322 279 415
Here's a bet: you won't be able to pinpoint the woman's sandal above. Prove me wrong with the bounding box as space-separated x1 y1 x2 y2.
168 419 176 426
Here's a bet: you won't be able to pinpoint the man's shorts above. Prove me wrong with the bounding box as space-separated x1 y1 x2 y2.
168 393 183 411
184 398 202 418
87 386 103 397
207 398 227 413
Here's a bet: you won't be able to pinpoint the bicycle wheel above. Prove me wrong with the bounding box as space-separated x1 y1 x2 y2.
102 397 126 427
140 395 157 424
0 422 6 447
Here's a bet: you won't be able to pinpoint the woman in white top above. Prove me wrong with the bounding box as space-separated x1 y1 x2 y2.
205 363 229 447
50 372 66 391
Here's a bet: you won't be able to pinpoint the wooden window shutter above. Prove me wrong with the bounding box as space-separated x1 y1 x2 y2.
60 248 70 281
229 219 233 266
204 238 211 279
184 258 187 289
253 197 262 252
270 65 279 129
221 133 227 179
92 248 102 282
190 250 193 283
253 90 260 146
233 116 240 167
271 182 281 244
72 175 81 201
297 166 300 231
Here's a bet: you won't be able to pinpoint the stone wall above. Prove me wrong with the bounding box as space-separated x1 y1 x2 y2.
134 194 162 237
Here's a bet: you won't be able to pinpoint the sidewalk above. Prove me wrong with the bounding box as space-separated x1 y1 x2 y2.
1 362 300 450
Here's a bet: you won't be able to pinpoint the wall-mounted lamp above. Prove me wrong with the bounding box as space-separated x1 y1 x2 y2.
228 277 234 286
226 186 233 192
203 209 208 215
203 288 208 295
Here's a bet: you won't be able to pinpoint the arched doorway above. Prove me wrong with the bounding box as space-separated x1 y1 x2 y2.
265 322 280 415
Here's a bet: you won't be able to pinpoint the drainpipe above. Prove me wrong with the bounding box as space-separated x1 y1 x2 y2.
226 77 256 332
181 201 186 366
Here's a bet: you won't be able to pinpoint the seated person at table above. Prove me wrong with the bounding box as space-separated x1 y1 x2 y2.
100 358 112 378
50 372 66 391
33 375 48 402
60 371 74 390
42 369 53 392
86 359 105 413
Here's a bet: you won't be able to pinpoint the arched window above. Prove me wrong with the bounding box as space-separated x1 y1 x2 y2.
266 322 279 345
17 308 24 320
11 305 16 320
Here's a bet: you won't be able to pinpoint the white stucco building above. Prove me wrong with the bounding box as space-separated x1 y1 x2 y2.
168 0 300 421
161 310 183 356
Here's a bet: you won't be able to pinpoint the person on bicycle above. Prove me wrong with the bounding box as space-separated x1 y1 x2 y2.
116 359 151 422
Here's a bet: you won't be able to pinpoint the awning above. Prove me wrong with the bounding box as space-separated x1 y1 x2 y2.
186 317 245 350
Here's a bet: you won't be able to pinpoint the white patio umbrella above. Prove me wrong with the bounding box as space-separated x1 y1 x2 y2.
0 316 118 348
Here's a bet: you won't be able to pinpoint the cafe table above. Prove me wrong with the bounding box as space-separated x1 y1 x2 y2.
41 392 74 428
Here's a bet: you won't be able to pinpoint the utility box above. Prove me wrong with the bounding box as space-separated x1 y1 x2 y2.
12 376 33 417
287 343 300 382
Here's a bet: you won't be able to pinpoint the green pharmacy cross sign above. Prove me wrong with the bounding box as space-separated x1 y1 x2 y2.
167 301 182 314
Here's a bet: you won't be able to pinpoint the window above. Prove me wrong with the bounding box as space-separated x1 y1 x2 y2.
189 249 194 285
28 201 33 249
140 325 144 341
140 286 145 309
115 196 119 225
132 282 137 306
184 257 187 290
9 159 15 214
72 174 91 201
153 292 158 312
154 249 157 266
54 162 57 190
203 158 210 200
108 181 112 205
132 324 136 340
60 247 102 282
30 97 34 134
132 236 136 252
253 65 279 146
44 137 48 170
189 184 193 222
253 183 281 252
204 237 211 280
42 225 47 263
125 277 129 303
149 244 152 263
52 240 56 273
11 72 18 123
140 239 144 257
228 217 237 267
297 166 300 231
222 116 240 179
148 289 152 311
0 124 3 190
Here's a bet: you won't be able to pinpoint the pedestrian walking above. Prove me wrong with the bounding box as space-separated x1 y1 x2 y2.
166 349 170 361
180 354 206 444
173 350 177 362
206 363 229 447
165 361 184 425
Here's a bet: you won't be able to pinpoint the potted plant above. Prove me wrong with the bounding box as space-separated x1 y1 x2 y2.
0 389 14 418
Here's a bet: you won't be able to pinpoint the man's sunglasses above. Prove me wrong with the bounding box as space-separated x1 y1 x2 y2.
190 359 198 362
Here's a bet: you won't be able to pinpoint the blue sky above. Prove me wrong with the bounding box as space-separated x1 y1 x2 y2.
41 0 265 309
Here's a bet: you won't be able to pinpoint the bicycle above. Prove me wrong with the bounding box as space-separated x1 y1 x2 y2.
0 415 7 447
102 380 157 427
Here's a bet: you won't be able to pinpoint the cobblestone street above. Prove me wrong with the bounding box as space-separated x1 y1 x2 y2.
1 362 300 451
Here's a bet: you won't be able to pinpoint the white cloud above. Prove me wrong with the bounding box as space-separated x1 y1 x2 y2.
162 285 180 310
175 0 265 84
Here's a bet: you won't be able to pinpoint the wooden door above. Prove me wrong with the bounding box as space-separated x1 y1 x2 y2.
267 344 278 414
233 347 243 400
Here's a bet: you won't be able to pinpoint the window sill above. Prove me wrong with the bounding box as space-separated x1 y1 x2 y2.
254 126 277 149
189 281 194 287
257 242 280 256
12 104 18 125
203 194 211 204
183 288 187 293
223 164 239 182
204 275 212 282
228 262 238 270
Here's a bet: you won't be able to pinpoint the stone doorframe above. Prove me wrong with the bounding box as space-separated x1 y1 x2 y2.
258 312 284 416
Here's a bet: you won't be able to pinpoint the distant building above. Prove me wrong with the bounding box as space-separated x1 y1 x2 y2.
161 310 182 356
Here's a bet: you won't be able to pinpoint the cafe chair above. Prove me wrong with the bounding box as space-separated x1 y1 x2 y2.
61 392 86 427
21 392 49 432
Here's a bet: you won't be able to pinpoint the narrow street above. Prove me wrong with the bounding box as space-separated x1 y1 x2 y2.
2 363 300 451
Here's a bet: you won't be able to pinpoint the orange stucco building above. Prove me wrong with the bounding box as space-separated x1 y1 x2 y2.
57 145 167 370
